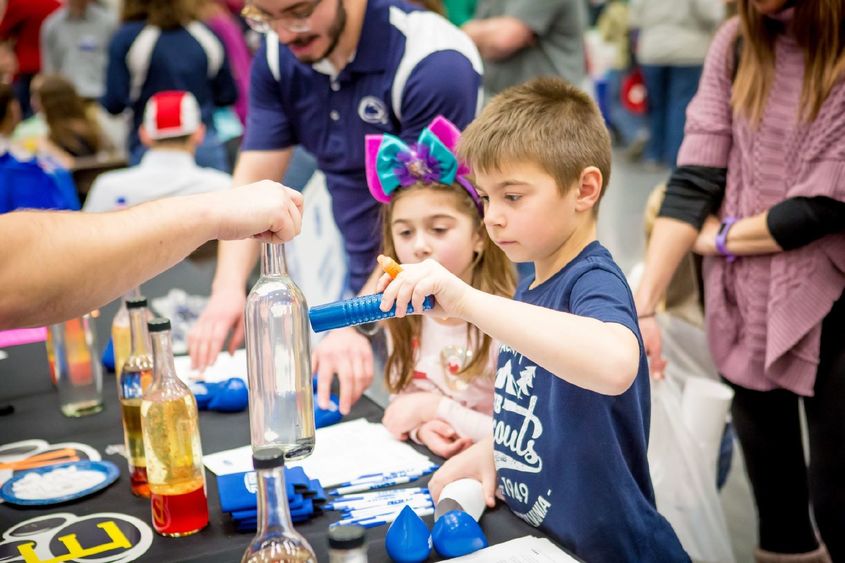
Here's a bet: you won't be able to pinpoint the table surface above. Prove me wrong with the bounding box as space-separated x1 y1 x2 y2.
0 260 546 562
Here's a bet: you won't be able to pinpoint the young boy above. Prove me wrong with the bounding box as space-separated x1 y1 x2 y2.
377 77 689 562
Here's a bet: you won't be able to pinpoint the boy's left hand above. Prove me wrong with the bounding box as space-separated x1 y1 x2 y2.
417 419 473 458
377 258 472 319
382 392 442 439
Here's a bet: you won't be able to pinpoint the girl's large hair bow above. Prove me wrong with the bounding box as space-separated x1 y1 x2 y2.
365 116 482 215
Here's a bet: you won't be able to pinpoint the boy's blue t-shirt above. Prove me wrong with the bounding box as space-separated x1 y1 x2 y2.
492 241 688 563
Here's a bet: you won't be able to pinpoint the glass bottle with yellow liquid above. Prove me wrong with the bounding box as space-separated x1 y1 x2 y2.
112 286 141 379
141 317 208 537
242 448 316 562
119 297 154 497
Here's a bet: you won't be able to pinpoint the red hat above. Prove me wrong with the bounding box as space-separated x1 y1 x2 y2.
143 91 201 140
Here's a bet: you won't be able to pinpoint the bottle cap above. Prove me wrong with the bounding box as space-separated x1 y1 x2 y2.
147 318 171 333
126 297 148 309
328 524 366 550
252 447 286 470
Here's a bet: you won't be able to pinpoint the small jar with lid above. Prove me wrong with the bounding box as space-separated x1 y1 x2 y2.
328 524 368 563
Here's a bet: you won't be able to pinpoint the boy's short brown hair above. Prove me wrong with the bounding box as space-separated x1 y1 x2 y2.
458 77 612 200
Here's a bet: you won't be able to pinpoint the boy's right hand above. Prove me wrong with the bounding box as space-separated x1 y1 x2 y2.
639 315 667 379
428 436 497 507
377 258 473 320
312 327 374 415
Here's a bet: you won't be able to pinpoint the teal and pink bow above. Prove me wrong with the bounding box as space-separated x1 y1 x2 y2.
365 116 483 215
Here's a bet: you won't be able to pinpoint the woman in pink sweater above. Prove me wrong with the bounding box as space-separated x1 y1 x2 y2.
635 1 845 561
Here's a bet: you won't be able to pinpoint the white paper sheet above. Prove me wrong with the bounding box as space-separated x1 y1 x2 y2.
203 418 434 488
449 536 578 562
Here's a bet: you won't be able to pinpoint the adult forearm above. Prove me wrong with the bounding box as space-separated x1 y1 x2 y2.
0 196 218 329
635 218 699 316
459 290 639 395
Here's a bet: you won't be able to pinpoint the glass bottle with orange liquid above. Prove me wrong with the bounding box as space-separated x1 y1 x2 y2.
141 317 208 537
241 448 316 562
112 286 141 379
119 297 154 497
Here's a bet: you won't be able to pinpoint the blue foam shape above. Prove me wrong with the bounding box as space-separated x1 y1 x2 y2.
431 510 488 558
207 378 248 412
385 505 431 563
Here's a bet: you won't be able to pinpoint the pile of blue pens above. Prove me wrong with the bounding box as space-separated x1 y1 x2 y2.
327 465 438 529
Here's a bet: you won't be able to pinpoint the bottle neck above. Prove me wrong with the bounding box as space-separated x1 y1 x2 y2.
260 243 287 278
150 330 177 383
256 465 294 533
128 308 150 356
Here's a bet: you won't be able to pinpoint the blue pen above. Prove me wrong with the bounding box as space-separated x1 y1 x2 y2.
329 493 431 512
342 500 434 521
331 467 437 496
338 495 433 515
335 507 435 529
329 487 428 504
332 475 421 496
331 465 438 488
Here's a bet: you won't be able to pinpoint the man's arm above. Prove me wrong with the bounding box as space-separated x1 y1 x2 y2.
462 17 534 61
0 180 302 329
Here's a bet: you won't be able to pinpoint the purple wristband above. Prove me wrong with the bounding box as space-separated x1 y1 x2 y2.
715 216 738 262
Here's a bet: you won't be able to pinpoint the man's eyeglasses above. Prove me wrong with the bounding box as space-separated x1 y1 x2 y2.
241 0 322 34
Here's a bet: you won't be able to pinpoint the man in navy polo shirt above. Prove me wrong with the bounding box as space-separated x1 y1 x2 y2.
189 0 482 414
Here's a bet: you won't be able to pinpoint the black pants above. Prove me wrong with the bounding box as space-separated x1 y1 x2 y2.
728 292 845 558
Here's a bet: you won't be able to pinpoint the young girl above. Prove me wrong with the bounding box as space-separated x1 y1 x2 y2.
366 116 516 459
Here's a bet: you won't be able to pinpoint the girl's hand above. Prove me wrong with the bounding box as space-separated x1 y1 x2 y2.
382 392 442 439
428 436 497 507
377 258 473 319
312 327 374 415
417 420 473 458
693 216 720 256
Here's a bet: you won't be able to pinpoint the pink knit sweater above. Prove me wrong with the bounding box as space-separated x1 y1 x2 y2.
677 15 845 396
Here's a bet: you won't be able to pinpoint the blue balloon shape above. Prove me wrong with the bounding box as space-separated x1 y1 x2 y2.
385 505 432 563
432 510 488 558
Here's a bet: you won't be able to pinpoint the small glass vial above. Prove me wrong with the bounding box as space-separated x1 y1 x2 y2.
142 318 208 537
119 296 154 497
244 243 315 460
112 286 140 379
329 525 368 563
242 448 316 563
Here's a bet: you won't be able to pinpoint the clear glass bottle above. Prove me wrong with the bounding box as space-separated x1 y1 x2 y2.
112 286 141 379
242 448 316 563
119 297 154 497
245 243 315 460
48 314 104 417
141 318 209 537
329 525 368 562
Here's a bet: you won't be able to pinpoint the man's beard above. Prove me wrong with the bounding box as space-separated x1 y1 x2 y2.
291 0 347 64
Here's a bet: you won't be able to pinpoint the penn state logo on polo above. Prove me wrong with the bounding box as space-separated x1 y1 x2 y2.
0 512 153 562
358 96 389 125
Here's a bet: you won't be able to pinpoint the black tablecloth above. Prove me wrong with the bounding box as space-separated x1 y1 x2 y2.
0 260 545 562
